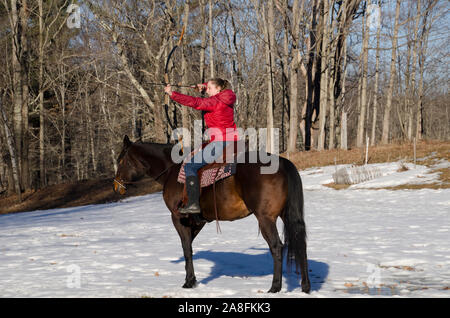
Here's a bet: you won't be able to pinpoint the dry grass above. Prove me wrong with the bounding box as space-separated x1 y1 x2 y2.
323 183 351 190
368 183 446 190
284 139 449 170
435 167 450 183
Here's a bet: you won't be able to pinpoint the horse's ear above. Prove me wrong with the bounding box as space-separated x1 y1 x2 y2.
123 135 132 148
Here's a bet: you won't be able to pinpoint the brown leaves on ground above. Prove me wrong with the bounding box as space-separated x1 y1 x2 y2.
0 177 162 215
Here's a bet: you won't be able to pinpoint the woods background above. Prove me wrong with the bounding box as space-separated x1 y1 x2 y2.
0 0 448 198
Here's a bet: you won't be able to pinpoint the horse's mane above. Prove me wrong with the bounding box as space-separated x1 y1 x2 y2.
136 141 174 156
117 141 175 164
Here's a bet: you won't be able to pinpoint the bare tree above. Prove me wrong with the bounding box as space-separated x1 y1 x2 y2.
370 3 382 146
356 0 371 148
381 0 401 144
416 0 438 140
317 0 333 151
180 2 191 131
208 0 215 78
286 0 306 153
0 97 21 201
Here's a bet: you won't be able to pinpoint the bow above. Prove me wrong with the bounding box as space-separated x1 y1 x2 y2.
164 26 185 148
164 26 185 89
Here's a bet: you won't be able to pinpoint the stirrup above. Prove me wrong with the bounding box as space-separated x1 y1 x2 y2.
179 203 201 214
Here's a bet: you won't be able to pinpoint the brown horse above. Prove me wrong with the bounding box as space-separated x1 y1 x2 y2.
113 135 310 293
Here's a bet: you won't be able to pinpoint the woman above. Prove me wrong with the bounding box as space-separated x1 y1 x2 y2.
164 78 239 214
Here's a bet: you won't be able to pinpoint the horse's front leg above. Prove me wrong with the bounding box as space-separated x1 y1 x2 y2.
171 214 202 288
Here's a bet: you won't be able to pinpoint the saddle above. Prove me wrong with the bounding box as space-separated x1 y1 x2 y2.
177 141 246 227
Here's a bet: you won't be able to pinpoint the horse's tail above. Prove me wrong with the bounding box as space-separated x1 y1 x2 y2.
281 157 308 275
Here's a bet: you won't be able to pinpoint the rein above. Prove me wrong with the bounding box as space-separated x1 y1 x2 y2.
212 168 222 234
114 162 178 193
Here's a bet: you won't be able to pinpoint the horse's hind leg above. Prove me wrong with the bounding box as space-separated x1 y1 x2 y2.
171 214 205 288
257 215 283 293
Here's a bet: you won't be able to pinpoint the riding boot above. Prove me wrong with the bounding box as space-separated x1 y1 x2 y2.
179 176 201 214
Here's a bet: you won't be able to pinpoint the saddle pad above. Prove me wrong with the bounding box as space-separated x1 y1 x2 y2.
177 145 236 187
177 162 235 188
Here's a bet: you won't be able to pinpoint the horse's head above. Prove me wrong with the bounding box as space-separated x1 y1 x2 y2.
113 135 148 195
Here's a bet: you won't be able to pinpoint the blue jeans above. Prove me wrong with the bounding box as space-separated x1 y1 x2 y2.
184 141 231 177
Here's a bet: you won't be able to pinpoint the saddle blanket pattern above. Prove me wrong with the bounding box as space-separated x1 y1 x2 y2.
177 145 236 188
177 162 236 188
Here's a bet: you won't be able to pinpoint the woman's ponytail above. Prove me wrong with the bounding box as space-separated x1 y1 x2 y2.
209 78 230 91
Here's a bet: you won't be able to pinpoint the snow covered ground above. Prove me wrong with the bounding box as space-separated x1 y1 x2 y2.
0 161 449 298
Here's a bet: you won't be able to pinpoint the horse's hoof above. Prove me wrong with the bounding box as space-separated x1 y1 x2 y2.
267 286 281 293
182 280 197 289
301 281 311 294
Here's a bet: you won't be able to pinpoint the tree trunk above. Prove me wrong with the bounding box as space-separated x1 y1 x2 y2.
267 0 276 153
337 35 348 149
340 110 347 150
317 0 330 151
226 1 245 127
10 0 23 189
180 2 191 131
381 0 401 144
0 98 21 201
305 0 320 151
85 84 97 174
19 0 29 190
370 6 381 146
328 78 336 149
331 0 361 148
199 0 207 85
198 0 208 133
287 0 305 153
38 0 46 187
208 0 214 78
416 1 435 140
259 0 276 153
59 61 67 181
357 0 370 147
281 4 289 153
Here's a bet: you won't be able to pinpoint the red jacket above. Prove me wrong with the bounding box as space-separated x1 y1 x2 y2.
170 89 239 142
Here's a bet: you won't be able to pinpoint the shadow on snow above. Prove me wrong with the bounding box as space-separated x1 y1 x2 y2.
172 248 328 292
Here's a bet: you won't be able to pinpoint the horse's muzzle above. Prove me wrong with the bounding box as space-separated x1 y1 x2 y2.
113 179 127 195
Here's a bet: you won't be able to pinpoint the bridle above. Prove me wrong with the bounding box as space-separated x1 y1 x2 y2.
113 153 142 194
114 162 179 194
113 178 127 194
113 177 131 195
